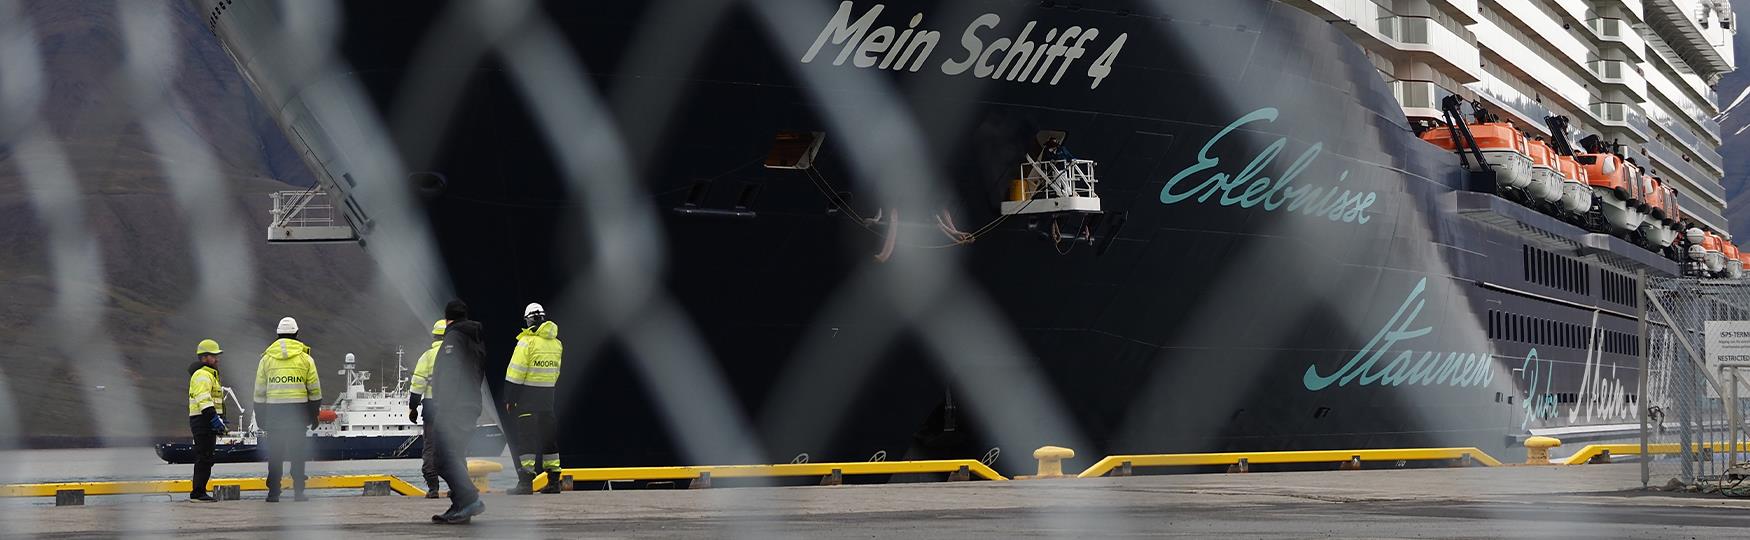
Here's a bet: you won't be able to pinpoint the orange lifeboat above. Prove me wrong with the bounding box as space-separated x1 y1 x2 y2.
1704 232 1726 273
1635 176 1676 248
1728 242 1744 278
1556 155 1588 211
1419 122 1532 189
1579 152 1638 233
1526 139 1561 201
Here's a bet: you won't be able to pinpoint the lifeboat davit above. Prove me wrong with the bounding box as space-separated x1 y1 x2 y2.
1638 176 1677 248
1665 185 1683 224
1581 152 1638 234
1623 163 1649 230
1556 154 1588 211
1727 242 1744 279
1419 122 1532 189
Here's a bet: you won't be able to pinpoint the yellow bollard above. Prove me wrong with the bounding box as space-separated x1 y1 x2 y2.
1524 436 1562 465
1030 446 1076 478
467 459 503 493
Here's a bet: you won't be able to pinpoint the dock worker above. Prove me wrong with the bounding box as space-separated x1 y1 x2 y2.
505 302 564 495
408 318 447 498
252 316 322 503
188 339 226 503
428 300 489 524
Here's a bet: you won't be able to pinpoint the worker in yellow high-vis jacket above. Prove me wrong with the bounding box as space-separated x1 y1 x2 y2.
408 319 446 498
187 339 225 503
504 303 564 495
252 317 322 503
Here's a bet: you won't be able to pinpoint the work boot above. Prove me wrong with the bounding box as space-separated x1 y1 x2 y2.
292 491 309 502
432 502 460 523
436 499 485 525
265 491 280 503
540 470 563 494
189 493 217 503
506 470 534 495
424 483 441 499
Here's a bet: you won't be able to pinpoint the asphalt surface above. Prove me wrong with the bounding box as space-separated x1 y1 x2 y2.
11 462 1750 538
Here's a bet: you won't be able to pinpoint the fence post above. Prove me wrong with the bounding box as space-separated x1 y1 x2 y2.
1647 283 1706 485
1637 269 1649 489
1732 369 1741 472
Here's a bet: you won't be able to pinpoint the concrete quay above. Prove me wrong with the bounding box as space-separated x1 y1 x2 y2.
13 463 1750 538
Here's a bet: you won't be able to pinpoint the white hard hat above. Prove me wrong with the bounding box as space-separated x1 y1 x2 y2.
344 353 356 363
524 303 545 317
277 316 299 334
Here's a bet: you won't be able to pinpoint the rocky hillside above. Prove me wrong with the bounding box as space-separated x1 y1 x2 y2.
0 1 424 445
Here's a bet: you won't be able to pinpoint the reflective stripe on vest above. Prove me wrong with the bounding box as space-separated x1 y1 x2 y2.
188 368 223 416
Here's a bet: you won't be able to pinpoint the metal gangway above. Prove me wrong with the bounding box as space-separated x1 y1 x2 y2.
1001 156 1103 216
268 189 356 242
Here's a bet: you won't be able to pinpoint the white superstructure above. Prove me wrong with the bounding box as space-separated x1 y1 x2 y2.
1290 0 1735 233
313 350 425 438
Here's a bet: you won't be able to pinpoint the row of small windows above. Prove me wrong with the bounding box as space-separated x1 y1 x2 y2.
1600 329 1639 356
1487 310 1639 355
1600 270 1639 308
1523 246 1590 295
1541 392 1639 404
1490 310 1588 349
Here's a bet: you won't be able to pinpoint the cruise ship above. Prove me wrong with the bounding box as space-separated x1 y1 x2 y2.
196 0 1736 472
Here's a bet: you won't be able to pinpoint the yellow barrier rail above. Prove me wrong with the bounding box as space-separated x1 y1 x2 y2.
1560 441 1742 465
1077 447 1503 478
0 474 425 498
533 459 1005 490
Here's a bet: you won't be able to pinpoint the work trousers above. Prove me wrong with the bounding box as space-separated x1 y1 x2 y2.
258 404 310 495
512 409 561 473
189 420 216 497
419 399 441 489
429 402 480 506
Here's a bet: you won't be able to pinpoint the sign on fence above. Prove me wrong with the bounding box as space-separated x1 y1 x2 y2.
1704 321 1750 398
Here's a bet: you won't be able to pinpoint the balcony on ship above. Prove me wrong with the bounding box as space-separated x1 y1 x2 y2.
1468 69 1553 134
1585 58 1649 102
1641 60 1728 163
1641 0 1736 81
1641 136 1727 206
1673 189 1729 234
1471 9 1589 118
1299 0 1483 83
1390 79 1459 119
1588 101 1653 140
1642 96 1725 176
1586 17 1648 62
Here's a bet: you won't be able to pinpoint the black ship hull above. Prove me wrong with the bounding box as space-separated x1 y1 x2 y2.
153 424 507 464
199 0 1672 472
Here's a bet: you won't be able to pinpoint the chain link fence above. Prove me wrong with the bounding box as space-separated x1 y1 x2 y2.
1641 276 1750 492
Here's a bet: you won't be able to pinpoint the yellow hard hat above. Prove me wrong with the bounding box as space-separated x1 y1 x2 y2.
196 339 223 355
432 319 448 337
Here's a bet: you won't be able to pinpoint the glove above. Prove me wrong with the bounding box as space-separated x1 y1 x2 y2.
210 415 226 433
408 407 420 423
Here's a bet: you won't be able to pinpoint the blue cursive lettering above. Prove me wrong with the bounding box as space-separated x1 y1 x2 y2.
1304 278 1496 391
1165 107 1379 224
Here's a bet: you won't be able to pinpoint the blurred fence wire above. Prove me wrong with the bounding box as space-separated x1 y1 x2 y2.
1642 277 1750 491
